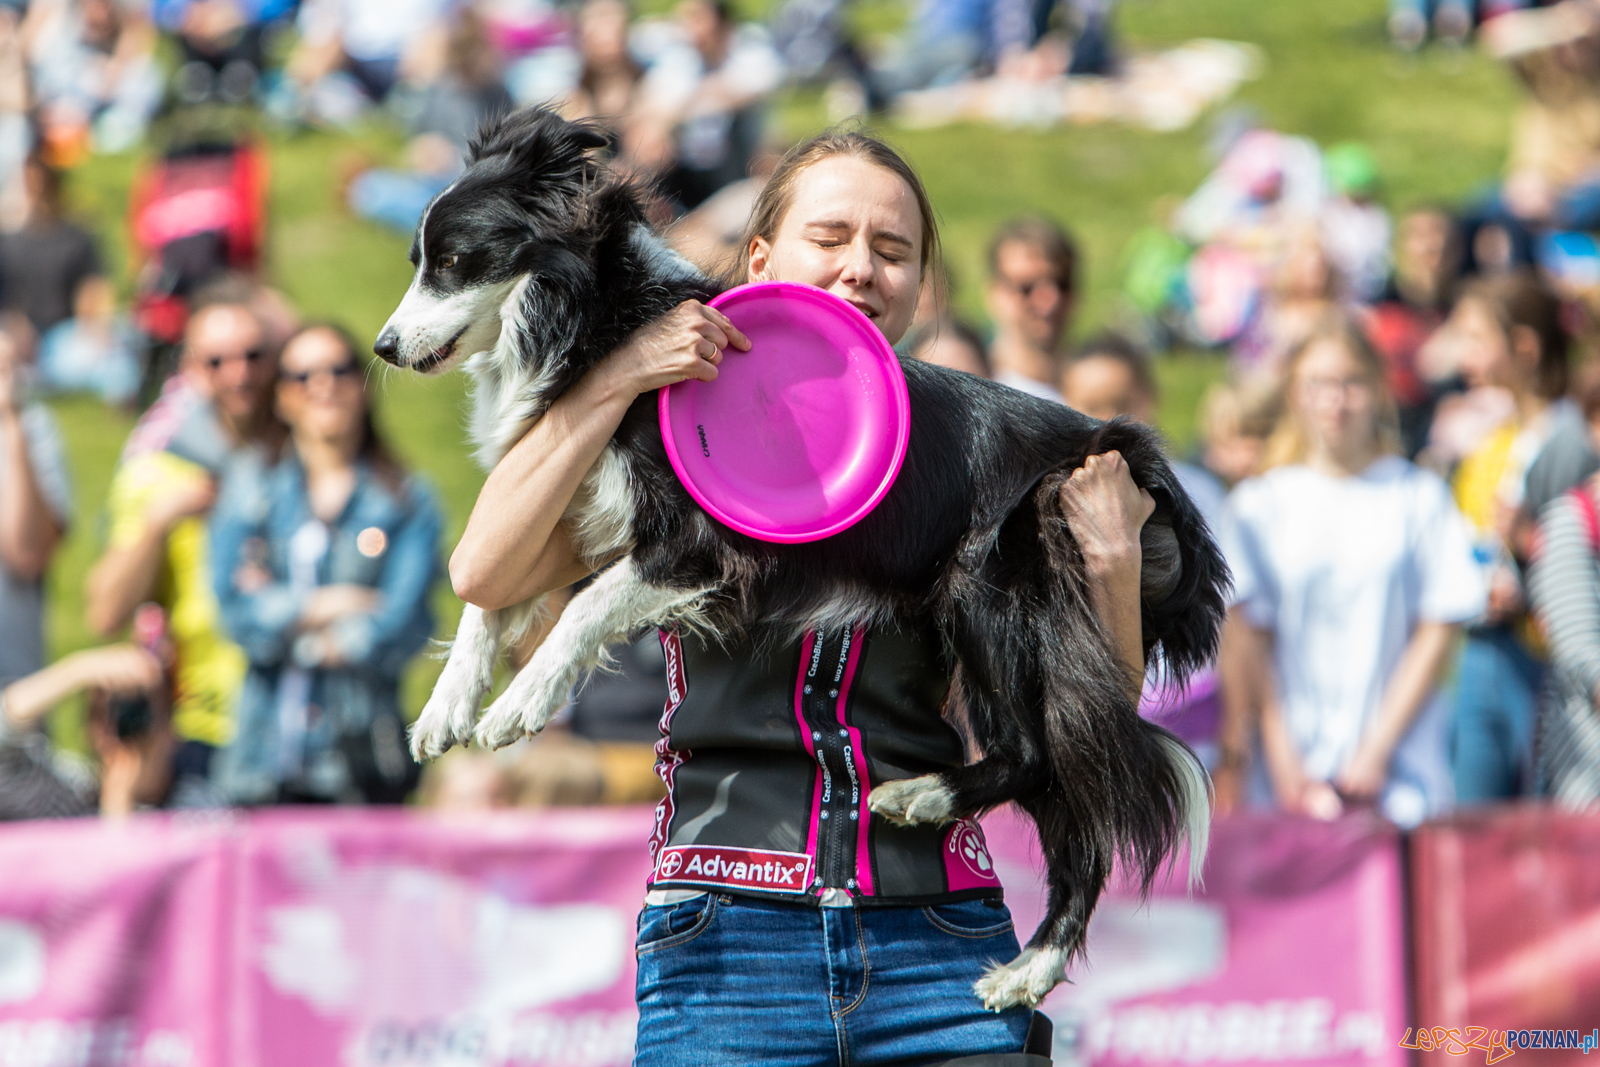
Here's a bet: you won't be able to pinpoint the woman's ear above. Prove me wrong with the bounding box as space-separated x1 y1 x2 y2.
746 236 772 283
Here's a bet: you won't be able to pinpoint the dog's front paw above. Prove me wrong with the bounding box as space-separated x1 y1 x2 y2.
472 660 571 751
974 948 1067 1012
867 775 957 826
409 673 488 761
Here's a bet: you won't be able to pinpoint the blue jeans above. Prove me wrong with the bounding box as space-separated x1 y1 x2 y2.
1452 627 1542 803
633 894 1033 1066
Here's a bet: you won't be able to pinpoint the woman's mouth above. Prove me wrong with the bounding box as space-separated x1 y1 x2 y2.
848 300 879 320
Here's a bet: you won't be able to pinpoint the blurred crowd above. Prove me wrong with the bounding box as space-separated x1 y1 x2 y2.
9 0 1600 824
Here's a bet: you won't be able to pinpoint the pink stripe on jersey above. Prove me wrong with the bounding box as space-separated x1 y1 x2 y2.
647 628 689 871
835 626 875 896
794 630 824 868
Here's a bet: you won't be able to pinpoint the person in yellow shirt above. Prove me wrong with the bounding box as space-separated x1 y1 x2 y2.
85 291 287 805
1444 273 1597 803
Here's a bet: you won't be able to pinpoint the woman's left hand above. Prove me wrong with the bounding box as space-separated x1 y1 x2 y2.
1058 451 1155 575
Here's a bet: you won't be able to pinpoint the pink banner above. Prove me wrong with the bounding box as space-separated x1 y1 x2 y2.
0 806 1409 1067
229 807 656 1067
1411 806 1600 1067
0 814 231 1067
980 808 1409 1067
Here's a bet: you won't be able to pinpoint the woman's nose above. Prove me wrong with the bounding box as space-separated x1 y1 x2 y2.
838 240 875 287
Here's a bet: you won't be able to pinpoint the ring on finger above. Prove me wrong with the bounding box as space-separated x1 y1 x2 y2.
697 339 719 360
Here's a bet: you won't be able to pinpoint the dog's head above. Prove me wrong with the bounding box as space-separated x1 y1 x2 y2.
373 108 614 374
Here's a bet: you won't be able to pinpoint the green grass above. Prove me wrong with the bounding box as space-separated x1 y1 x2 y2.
39 0 1523 730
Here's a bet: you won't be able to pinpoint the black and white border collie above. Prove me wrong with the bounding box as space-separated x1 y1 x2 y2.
374 107 1228 1011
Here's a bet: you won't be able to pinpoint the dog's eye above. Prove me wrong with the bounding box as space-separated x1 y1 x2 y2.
436 254 458 270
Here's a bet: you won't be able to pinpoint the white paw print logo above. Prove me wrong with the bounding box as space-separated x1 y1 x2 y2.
658 852 683 878
950 820 993 878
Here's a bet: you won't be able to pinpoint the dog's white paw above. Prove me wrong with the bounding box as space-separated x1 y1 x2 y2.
409 671 488 761
866 775 957 826
974 947 1068 1012
472 660 571 751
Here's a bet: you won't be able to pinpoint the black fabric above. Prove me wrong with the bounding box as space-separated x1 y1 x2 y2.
569 632 670 743
653 623 983 904
0 221 102 334
0 734 93 821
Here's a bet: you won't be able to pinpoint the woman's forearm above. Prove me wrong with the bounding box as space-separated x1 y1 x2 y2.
1 656 89 729
1364 621 1459 761
449 371 635 608
0 409 61 580
448 299 746 610
1086 557 1145 700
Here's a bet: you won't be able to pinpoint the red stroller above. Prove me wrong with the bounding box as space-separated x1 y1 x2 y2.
128 138 268 399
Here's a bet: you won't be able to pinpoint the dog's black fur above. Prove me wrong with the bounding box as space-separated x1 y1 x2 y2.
383 107 1230 987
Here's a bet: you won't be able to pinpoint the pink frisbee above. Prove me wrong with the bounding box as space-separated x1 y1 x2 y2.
658 281 910 543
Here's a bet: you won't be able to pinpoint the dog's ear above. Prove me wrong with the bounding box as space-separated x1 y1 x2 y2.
469 107 609 183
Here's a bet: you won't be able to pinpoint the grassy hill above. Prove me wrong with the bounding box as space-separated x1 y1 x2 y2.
39 0 1522 734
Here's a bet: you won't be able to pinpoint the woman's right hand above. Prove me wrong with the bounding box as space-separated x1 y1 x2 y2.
592 299 751 399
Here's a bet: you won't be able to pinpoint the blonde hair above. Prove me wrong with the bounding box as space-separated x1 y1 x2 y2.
1260 315 1400 471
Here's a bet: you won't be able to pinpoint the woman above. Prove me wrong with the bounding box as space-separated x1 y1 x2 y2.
1221 317 1485 827
449 130 1154 1064
1527 367 1600 809
1443 272 1592 803
211 324 440 805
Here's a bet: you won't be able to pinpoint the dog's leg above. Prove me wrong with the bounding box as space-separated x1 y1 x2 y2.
474 557 713 749
868 573 1052 828
410 603 507 760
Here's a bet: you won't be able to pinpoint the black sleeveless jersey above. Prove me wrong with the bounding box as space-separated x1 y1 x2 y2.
646 623 1005 904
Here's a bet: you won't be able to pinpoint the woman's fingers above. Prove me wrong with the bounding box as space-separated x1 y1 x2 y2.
702 306 751 351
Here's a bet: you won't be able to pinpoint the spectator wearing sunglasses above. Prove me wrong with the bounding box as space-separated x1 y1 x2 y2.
210 324 439 805
85 290 289 806
984 215 1079 404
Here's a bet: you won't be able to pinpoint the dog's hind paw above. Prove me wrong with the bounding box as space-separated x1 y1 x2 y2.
866 775 957 826
974 948 1068 1012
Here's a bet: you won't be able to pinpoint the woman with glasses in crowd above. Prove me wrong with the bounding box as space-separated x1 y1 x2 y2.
210 323 440 805
1220 316 1485 827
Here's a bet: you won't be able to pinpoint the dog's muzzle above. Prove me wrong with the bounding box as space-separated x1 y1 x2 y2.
373 326 401 365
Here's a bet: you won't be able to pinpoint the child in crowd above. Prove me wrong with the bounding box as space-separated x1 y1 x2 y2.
1442 273 1595 803
1220 316 1485 826
1196 376 1281 487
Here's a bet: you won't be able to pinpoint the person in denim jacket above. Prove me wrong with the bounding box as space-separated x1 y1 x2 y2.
211 323 440 804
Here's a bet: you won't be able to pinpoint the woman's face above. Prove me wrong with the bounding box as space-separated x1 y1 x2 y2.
1292 337 1378 455
747 155 924 346
277 328 366 444
1451 297 1519 392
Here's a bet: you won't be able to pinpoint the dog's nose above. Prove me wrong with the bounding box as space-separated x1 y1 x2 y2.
373 327 400 364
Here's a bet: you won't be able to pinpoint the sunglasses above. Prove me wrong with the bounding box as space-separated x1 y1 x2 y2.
996 276 1065 301
204 349 264 370
280 361 361 386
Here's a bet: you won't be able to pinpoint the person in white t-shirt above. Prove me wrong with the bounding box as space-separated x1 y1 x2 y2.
1220 316 1486 827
